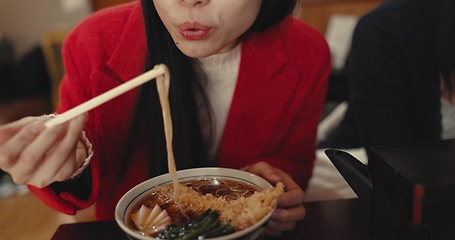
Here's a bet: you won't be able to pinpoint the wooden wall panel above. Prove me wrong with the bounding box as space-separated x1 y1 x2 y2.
297 0 383 34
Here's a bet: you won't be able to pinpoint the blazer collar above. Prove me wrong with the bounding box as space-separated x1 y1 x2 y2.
218 21 301 157
242 24 288 78
105 3 147 82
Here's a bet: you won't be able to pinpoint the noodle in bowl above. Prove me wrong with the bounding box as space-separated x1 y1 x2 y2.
115 167 279 240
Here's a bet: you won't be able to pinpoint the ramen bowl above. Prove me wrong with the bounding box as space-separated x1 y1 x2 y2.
115 167 276 240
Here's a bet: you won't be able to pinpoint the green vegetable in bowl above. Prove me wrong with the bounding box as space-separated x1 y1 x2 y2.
157 209 234 240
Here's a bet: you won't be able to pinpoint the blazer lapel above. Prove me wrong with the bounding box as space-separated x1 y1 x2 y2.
219 32 301 161
105 3 147 83
87 3 147 158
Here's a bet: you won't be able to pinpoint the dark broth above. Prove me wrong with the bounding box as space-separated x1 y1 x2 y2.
183 178 259 200
128 178 260 232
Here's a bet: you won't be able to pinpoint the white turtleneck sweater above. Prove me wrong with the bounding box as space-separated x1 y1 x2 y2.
197 44 241 161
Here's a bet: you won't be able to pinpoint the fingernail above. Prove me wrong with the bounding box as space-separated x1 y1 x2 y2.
30 122 45 134
269 173 281 182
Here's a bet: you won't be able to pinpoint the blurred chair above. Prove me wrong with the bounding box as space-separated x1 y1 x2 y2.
41 29 69 109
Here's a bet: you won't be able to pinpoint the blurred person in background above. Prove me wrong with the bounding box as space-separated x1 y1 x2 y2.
319 0 455 157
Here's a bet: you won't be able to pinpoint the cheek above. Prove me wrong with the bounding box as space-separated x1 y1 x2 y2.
221 8 259 37
153 1 173 27
225 2 261 30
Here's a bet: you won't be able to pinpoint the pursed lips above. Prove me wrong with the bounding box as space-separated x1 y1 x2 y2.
177 22 213 40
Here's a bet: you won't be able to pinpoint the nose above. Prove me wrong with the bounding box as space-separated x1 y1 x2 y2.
181 0 209 7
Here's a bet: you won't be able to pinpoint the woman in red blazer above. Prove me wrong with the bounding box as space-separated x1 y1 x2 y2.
0 0 330 236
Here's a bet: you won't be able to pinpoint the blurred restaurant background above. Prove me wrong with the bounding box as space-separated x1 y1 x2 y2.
0 0 381 239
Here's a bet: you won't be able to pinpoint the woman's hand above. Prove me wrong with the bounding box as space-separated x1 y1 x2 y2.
0 113 88 188
244 161 306 237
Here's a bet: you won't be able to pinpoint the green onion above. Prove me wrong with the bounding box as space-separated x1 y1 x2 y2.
157 209 234 239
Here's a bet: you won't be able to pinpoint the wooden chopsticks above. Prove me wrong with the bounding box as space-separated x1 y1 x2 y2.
45 64 169 128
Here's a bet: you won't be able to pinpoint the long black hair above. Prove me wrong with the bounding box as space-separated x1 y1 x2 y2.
119 0 298 183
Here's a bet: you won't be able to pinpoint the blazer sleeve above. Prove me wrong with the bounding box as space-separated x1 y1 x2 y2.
27 20 100 216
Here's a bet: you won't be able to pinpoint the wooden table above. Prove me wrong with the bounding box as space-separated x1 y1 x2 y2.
51 198 369 240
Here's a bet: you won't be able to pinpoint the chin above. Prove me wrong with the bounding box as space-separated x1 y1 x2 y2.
176 43 224 58
180 49 214 58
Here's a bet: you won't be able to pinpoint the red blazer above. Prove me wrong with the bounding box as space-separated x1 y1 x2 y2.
29 2 331 220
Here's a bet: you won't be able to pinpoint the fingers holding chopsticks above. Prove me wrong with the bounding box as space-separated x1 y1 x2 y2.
0 113 88 188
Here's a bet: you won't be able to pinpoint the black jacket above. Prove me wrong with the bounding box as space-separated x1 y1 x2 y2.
320 0 442 153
